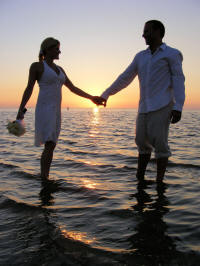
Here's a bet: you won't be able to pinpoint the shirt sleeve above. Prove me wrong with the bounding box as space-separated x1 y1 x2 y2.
168 50 185 111
101 55 138 100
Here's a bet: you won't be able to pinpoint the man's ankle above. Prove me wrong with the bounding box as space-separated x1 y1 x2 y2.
136 153 151 180
156 157 168 182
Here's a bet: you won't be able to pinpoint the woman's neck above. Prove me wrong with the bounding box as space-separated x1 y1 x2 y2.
44 57 54 65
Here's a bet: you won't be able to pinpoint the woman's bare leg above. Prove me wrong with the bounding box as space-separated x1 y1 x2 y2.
40 141 56 179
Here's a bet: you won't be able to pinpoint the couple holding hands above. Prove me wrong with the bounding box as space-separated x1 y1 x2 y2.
17 20 185 184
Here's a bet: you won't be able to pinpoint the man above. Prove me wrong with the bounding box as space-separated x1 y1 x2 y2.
99 20 185 183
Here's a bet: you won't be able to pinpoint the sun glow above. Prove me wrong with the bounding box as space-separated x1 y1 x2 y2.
93 106 99 113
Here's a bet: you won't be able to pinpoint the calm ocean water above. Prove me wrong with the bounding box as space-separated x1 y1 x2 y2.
0 108 200 266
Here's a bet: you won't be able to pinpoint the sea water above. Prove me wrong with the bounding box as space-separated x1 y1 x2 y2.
0 108 200 265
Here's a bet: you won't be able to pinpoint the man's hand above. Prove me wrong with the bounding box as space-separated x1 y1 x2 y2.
91 96 107 107
170 110 182 124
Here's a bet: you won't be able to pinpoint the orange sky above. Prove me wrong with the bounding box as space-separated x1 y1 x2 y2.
0 0 199 109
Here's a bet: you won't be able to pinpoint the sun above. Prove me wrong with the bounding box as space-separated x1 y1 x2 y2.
93 106 99 113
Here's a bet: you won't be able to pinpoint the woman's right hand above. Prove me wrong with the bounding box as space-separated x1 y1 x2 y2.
16 108 27 120
16 110 24 120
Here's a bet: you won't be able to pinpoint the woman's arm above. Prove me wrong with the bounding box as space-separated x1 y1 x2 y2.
16 62 39 120
60 67 103 105
64 72 92 100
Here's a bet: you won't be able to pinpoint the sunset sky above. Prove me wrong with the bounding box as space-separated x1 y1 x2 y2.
0 0 199 109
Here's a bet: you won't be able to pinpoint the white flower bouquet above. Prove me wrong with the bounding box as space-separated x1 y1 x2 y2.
7 108 27 137
7 120 26 137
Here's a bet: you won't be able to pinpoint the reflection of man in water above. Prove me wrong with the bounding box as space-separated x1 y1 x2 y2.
129 181 177 265
100 20 185 182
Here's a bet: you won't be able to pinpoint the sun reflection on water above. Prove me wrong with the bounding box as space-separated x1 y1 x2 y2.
82 179 97 189
84 160 98 166
91 107 99 124
89 107 100 138
93 106 99 114
61 228 95 245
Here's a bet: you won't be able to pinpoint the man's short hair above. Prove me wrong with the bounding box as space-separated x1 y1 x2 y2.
146 20 165 38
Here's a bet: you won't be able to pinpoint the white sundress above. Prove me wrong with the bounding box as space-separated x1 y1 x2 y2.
35 60 66 146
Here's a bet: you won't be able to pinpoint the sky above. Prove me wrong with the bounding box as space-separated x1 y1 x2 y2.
0 0 200 109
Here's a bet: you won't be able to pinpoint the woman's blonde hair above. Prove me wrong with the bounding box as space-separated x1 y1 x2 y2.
39 37 60 61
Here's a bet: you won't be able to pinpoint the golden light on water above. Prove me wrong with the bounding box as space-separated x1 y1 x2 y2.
89 106 100 138
82 179 97 189
84 160 98 166
61 229 95 245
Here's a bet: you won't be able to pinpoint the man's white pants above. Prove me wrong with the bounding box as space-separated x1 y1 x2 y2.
135 103 173 159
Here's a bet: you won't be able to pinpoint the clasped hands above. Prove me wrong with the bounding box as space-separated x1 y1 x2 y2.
91 96 107 107
91 97 182 123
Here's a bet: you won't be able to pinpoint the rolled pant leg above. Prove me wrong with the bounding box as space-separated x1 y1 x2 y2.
135 113 152 155
146 103 172 159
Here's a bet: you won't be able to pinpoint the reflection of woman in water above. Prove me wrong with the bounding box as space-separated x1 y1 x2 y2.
17 37 101 179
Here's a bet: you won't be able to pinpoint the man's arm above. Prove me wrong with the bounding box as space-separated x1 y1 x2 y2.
171 51 185 111
101 55 138 102
168 50 185 123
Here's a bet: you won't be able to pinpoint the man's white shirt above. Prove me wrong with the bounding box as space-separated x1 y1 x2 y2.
101 43 185 113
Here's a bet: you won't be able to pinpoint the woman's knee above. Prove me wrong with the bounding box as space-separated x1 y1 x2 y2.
45 141 56 151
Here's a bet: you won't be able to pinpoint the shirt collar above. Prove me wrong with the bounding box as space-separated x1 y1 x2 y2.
146 42 167 53
160 43 167 50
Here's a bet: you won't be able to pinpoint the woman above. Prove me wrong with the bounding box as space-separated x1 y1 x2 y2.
17 37 102 179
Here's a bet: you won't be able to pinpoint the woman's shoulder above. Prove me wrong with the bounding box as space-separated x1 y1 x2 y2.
30 61 44 72
57 65 66 76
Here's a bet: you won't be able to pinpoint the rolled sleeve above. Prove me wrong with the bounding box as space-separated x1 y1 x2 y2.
101 55 138 100
169 51 185 111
